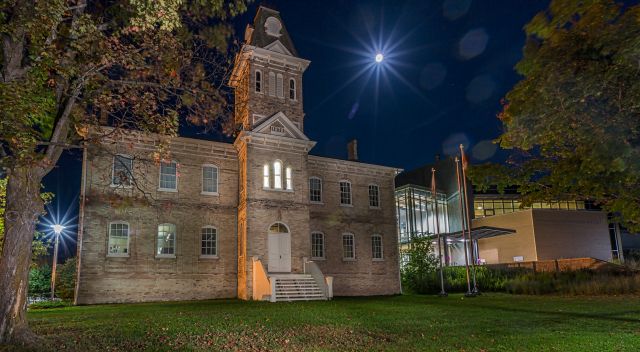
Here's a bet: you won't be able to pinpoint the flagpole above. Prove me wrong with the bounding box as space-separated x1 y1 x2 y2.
459 144 479 294
455 156 473 296
431 168 447 297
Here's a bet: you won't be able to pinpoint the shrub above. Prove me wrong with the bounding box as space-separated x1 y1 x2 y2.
29 265 51 297
55 257 77 300
401 236 439 294
28 300 69 310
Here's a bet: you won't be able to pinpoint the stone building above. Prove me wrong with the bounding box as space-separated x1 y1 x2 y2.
75 6 402 304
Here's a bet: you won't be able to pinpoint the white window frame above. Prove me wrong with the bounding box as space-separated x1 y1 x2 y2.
107 221 130 257
255 70 262 93
268 72 276 96
156 223 177 258
311 232 325 260
285 167 293 190
368 184 380 208
201 164 219 195
309 176 322 203
263 164 270 189
339 180 352 206
289 78 296 100
342 233 356 261
200 225 218 258
158 161 178 192
371 234 384 261
273 160 283 190
276 73 284 98
111 154 133 188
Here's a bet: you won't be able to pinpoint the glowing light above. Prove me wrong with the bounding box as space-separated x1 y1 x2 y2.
52 224 65 235
375 53 384 63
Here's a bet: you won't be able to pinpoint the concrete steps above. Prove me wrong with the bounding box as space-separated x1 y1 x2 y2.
270 274 326 302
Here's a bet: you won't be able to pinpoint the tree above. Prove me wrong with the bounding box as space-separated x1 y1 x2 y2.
471 0 640 232
54 257 75 300
0 0 248 345
401 236 439 294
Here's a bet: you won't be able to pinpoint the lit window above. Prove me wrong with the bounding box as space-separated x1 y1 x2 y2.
268 72 276 96
368 184 380 208
112 155 133 186
371 234 383 260
309 177 322 203
311 232 325 259
343 233 355 260
202 165 218 194
201 226 217 257
157 223 176 257
263 164 270 188
159 161 177 191
108 222 129 256
276 73 284 98
285 167 292 190
289 79 296 100
255 70 262 93
273 160 282 189
340 181 352 205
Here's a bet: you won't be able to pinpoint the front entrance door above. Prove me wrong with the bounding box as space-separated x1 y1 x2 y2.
268 233 291 272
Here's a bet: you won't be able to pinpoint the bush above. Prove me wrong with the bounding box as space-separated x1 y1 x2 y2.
29 265 51 297
28 300 70 310
55 257 77 300
401 236 440 294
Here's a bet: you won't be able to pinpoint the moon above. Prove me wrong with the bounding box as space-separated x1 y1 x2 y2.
375 53 384 63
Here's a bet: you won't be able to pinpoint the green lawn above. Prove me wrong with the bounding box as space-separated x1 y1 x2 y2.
16 294 640 351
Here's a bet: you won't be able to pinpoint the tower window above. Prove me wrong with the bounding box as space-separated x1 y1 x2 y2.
263 164 270 188
276 73 284 98
285 167 293 190
289 79 296 100
273 160 282 189
255 70 262 93
269 72 276 96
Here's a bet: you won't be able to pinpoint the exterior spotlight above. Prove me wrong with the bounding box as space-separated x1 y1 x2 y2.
52 224 65 235
375 53 384 63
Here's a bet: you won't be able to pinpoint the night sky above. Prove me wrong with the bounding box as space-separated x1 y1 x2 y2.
43 0 548 258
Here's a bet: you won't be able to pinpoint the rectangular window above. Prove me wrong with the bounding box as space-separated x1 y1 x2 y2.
340 181 352 205
285 167 292 190
311 232 324 259
108 222 129 256
343 233 355 260
371 235 383 260
276 73 284 98
201 227 217 257
309 177 322 203
202 165 218 194
157 223 176 257
159 162 177 191
112 155 133 186
269 72 276 96
289 79 296 100
274 161 282 189
255 70 262 93
368 184 380 208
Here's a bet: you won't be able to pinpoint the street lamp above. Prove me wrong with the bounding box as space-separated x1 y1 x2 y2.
50 224 65 300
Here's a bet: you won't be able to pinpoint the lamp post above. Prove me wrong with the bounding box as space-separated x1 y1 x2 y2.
50 224 64 300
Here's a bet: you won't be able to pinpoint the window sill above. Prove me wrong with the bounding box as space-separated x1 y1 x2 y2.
158 188 178 193
201 191 219 196
372 258 384 262
340 204 354 207
311 257 326 261
107 254 129 258
310 201 324 205
110 184 133 189
369 206 381 210
155 255 176 259
263 187 294 193
199 255 219 259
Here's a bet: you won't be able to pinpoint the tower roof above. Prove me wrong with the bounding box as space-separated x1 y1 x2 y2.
245 6 299 57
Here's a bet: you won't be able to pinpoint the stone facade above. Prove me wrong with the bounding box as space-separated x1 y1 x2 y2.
75 6 401 304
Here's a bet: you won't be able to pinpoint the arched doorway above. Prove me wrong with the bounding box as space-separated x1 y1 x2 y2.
268 222 291 272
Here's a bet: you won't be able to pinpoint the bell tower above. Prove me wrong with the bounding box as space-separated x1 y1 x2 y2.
229 6 311 133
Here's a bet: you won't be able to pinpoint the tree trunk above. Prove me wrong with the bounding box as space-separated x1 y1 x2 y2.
0 167 44 346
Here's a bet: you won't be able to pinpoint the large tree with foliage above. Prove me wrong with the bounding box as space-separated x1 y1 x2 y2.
0 0 247 345
472 0 640 232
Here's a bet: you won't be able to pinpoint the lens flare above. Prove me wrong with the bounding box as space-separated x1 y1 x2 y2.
375 53 384 63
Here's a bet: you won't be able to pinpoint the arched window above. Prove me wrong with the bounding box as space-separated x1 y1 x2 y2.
273 160 282 189
157 223 176 257
309 177 322 203
311 232 325 259
289 78 296 100
268 72 276 96
371 234 383 260
201 226 217 257
285 167 292 190
276 73 284 98
255 70 262 93
269 222 289 234
108 221 129 256
263 164 270 188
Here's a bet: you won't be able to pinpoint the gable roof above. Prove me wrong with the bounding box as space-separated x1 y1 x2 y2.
252 111 309 141
246 6 298 57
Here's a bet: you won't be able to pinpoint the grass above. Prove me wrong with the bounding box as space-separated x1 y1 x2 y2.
12 294 640 351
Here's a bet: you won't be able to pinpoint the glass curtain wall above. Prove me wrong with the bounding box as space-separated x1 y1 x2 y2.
396 185 449 245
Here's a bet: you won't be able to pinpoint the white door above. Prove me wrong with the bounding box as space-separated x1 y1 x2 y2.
268 233 291 272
